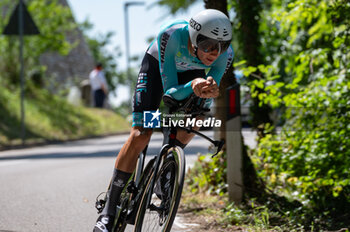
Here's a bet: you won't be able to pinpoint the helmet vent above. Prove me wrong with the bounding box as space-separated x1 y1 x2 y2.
223 29 229 37
211 27 219 36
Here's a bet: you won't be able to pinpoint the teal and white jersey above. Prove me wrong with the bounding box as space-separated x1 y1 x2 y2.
147 20 234 101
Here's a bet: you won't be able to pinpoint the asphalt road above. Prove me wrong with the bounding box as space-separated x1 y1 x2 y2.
0 130 256 232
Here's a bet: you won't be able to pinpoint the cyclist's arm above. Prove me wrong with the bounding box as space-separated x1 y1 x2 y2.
181 46 234 100
206 46 234 85
160 36 233 101
164 82 194 101
158 30 194 101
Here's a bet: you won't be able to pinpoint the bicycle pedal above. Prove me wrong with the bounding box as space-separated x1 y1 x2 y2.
95 199 106 213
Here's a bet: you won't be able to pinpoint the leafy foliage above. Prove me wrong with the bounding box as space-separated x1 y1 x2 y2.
153 0 199 15
187 0 350 229
0 0 75 85
239 0 350 229
186 152 228 196
251 75 350 228
79 19 122 93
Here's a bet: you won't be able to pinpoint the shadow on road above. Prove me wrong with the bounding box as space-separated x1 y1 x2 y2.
0 144 208 161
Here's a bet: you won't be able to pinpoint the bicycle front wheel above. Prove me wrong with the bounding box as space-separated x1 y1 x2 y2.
113 157 155 232
133 146 185 232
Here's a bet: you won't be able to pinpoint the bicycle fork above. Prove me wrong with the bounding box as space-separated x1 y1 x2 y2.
145 144 171 210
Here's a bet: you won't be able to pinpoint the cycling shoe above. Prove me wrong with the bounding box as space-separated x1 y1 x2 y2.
93 214 114 232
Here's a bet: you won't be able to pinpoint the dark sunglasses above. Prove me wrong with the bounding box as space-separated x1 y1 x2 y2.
197 34 231 54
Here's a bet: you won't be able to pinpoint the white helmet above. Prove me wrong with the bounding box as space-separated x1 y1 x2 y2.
189 9 232 53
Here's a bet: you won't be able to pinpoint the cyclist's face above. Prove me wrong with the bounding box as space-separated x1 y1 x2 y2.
197 47 220 66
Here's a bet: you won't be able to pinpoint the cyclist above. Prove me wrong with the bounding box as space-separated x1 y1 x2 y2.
93 9 233 232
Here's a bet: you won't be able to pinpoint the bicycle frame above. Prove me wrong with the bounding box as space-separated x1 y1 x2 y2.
125 94 225 229
141 122 225 214
134 145 148 187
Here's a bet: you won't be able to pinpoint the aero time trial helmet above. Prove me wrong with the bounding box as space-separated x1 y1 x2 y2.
189 9 232 54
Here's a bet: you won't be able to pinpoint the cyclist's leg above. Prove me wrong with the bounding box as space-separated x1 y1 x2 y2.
115 127 153 172
104 127 153 209
175 69 206 148
94 52 162 232
94 127 152 232
116 53 162 172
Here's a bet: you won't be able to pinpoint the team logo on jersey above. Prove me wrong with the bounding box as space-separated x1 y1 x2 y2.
160 33 170 63
190 18 201 31
143 109 161 128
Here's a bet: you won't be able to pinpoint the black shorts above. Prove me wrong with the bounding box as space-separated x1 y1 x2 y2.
132 53 205 127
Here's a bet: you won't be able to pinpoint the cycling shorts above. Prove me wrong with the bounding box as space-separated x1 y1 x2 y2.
132 53 205 127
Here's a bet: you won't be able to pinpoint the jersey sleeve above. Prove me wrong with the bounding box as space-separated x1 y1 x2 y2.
157 29 180 97
158 28 234 101
158 27 197 100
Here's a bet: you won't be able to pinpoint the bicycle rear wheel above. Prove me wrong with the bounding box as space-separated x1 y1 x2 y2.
133 146 185 232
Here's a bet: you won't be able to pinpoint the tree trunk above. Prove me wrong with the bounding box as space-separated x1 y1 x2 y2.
235 0 268 195
203 0 236 147
236 0 272 138
196 0 267 200
204 0 228 15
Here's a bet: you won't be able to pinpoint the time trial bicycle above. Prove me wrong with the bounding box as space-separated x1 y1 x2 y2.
95 93 225 232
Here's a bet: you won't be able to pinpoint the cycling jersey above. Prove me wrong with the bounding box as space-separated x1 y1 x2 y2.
147 20 234 101
132 20 234 127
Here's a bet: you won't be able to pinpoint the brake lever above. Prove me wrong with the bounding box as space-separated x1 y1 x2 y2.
211 139 225 158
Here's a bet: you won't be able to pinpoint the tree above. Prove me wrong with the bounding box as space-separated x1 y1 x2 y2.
0 0 75 86
234 0 272 138
79 19 122 94
244 0 350 228
204 0 238 148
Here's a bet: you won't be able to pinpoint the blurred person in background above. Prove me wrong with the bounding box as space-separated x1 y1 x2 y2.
89 63 108 108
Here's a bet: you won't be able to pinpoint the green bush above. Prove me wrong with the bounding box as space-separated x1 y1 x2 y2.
185 0 350 230
241 0 350 221
254 75 350 211
186 152 227 196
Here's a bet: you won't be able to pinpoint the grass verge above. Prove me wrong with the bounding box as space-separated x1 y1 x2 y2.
0 84 130 148
181 153 350 232
180 181 281 232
